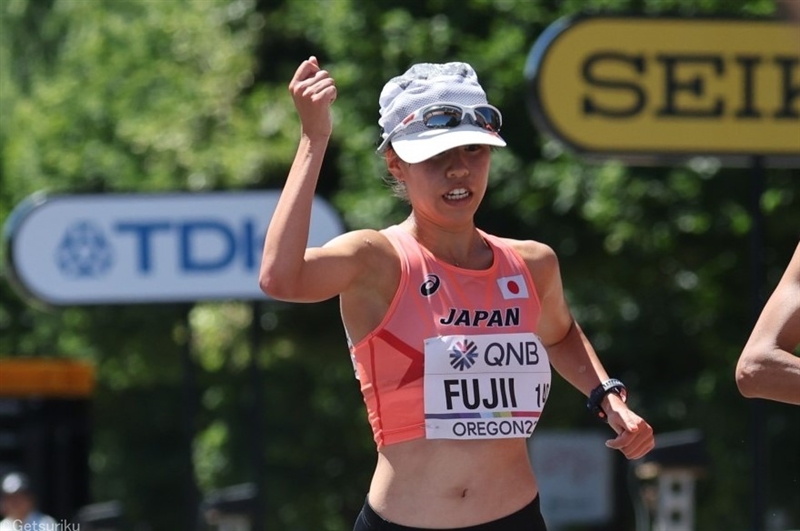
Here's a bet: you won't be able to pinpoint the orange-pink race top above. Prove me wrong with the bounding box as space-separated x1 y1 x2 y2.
347 225 550 449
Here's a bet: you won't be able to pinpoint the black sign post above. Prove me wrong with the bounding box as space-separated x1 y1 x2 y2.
748 156 767 531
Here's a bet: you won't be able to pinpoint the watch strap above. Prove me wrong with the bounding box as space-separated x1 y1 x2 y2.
587 378 627 421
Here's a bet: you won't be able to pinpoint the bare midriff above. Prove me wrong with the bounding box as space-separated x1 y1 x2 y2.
367 437 538 528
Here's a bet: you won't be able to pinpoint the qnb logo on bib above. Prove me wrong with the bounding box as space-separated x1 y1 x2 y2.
449 339 478 371
423 332 551 441
420 274 441 296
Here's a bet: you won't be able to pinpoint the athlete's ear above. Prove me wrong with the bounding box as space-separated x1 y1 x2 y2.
386 148 407 179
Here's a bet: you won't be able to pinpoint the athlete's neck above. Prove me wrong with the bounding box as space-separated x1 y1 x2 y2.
401 215 490 269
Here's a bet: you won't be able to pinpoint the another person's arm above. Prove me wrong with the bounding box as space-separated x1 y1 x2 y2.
736 242 800 405
520 240 654 459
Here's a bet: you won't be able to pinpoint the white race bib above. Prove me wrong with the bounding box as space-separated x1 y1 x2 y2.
424 333 551 440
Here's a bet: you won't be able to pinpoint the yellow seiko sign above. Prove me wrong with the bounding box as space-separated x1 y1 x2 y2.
525 16 800 162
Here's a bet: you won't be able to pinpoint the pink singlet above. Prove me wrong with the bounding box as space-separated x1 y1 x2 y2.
347 225 551 449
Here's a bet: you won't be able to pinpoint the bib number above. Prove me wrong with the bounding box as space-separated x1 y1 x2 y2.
423 333 551 440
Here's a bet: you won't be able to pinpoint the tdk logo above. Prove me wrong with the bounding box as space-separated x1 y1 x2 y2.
56 218 263 277
56 221 113 278
7 192 344 304
115 219 262 274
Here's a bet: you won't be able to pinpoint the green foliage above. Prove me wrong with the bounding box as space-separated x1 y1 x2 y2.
1 0 798 530
1 0 275 197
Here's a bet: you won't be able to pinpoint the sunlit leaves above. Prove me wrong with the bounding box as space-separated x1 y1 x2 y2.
194 420 231 491
192 303 252 372
1 0 264 196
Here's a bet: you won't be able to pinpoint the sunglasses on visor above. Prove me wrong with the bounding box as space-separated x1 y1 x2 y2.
378 102 503 151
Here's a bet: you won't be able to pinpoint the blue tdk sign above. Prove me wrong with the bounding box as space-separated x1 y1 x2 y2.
5 192 344 305
113 219 264 274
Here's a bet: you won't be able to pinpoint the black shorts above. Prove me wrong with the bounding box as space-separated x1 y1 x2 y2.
353 495 548 531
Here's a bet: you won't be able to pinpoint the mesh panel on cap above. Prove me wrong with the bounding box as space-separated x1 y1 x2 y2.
378 62 490 140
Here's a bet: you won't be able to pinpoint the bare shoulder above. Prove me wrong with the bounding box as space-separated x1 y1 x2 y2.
498 238 560 275
333 229 402 342
316 227 400 289
322 228 396 258
499 238 556 260
491 237 563 305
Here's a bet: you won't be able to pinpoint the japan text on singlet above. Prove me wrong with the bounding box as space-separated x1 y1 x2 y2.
346 225 551 448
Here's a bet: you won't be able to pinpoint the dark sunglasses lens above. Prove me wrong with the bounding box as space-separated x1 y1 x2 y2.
423 107 462 128
475 107 501 131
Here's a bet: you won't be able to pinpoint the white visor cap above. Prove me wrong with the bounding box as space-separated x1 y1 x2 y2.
390 125 506 164
377 62 506 163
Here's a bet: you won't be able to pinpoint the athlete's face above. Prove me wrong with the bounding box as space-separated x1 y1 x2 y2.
387 144 491 225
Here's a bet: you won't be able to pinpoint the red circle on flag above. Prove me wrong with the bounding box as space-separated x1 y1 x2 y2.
507 280 520 294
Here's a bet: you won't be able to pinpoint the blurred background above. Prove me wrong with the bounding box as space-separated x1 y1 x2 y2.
0 0 798 530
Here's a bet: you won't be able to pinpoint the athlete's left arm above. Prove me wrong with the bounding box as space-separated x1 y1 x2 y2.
513 239 654 460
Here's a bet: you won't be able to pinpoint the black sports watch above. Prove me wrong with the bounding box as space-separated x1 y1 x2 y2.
587 378 627 422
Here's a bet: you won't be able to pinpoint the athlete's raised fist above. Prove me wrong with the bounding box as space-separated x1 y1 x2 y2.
288 56 337 139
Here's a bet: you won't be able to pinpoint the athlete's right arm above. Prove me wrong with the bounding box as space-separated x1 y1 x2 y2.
259 57 368 302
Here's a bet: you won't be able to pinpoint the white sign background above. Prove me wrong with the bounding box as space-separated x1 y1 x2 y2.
528 431 614 527
4 191 344 305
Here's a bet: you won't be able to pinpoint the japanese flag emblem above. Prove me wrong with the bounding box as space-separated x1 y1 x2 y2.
497 275 529 299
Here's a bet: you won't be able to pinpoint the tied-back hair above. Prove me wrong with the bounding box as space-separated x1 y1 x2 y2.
383 171 409 203
376 141 410 203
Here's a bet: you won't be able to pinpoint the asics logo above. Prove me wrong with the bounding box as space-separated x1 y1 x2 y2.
420 274 441 297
